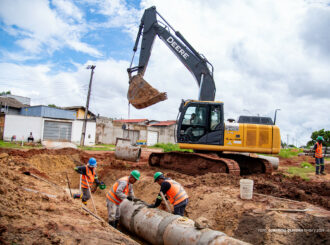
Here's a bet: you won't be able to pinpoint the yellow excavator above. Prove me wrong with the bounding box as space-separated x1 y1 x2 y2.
127 6 281 175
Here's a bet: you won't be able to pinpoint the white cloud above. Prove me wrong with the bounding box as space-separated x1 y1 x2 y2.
52 0 84 23
0 0 100 58
90 0 141 31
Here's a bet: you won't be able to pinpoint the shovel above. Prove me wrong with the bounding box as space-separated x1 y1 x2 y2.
160 191 172 213
23 171 59 188
65 172 72 197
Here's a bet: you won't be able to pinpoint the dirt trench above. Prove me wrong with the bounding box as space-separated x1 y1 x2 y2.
0 148 329 245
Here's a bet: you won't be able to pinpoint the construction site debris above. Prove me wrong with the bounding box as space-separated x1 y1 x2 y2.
42 140 78 149
194 216 209 229
21 187 57 199
266 208 312 213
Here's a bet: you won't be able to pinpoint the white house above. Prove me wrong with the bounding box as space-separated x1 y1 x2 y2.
3 105 96 146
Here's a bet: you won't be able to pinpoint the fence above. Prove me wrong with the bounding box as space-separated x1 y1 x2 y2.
303 146 330 158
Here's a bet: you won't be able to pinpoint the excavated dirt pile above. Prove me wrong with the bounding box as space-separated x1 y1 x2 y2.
0 150 137 245
1 148 329 245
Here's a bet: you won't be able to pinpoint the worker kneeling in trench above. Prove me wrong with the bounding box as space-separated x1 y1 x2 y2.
148 172 189 216
106 170 141 228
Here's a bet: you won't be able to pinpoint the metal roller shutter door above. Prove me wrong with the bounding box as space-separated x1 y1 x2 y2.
43 120 72 141
147 131 158 146
123 130 140 144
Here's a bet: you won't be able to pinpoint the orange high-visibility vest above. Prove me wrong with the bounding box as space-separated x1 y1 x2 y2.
165 179 188 206
81 166 95 189
315 142 323 158
106 176 129 205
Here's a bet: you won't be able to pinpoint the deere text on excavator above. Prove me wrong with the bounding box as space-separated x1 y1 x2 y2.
127 6 281 175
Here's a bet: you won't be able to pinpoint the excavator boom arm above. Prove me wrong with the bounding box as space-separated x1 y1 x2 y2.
128 6 216 102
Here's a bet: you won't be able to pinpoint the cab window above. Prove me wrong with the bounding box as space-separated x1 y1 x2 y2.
182 106 206 126
210 105 221 130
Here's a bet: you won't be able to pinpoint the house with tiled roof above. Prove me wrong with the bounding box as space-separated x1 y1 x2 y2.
0 96 26 115
0 96 28 140
96 117 176 146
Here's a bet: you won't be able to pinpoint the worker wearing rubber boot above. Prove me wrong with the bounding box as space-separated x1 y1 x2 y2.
106 170 140 228
73 157 105 205
314 136 326 175
148 172 188 216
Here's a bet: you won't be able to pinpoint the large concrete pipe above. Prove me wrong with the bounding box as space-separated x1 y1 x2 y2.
115 138 141 162
234 152 279 170
257 155 279 170
120 199 249 245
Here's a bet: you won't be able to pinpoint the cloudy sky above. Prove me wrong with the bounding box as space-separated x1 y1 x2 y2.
0 0 329 146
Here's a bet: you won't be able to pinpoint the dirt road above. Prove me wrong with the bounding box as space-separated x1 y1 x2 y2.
0 148 329 244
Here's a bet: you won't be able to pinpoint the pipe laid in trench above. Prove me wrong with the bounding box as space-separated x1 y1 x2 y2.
120 199 249 245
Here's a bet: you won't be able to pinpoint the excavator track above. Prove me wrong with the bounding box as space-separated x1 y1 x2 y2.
149 152 240 176
218 152 274 175
148 152 275 176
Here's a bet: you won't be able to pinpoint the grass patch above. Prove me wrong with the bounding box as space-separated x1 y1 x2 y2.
287 161 314 180
278 148 303 158
78 144 115 151
0 141 19 148
152 143 193 153
0 140 42 149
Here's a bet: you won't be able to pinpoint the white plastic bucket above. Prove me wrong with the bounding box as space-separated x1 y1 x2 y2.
240 179 254 200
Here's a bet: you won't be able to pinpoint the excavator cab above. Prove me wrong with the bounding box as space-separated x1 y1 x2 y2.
177 100 225 146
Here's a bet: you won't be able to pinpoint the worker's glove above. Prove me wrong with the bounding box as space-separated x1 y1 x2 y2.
147 204 155 208
97 181 106 190
127 196 134 201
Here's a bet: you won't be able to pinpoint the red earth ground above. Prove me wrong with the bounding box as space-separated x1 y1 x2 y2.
0 147 329 244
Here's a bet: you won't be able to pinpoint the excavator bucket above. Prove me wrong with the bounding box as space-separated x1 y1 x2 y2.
128 74 167 109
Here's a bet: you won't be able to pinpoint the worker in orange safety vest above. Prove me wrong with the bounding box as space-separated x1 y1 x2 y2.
148 172 189 216
73 157 105 205
106 170 140 228
314 136 326 175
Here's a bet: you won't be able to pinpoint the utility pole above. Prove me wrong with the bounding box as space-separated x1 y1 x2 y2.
287 134 289 148
80 65 96 146
274 109 281 125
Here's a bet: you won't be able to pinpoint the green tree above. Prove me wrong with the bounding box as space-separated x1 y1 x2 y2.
48 104 59 108
307 129 330 147
0 91 11 95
